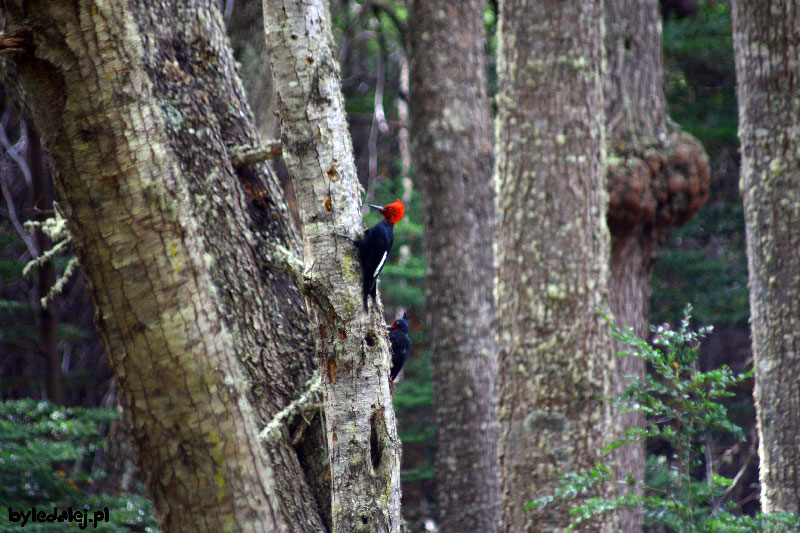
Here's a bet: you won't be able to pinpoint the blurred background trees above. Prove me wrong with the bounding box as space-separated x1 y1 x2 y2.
0 0 780 531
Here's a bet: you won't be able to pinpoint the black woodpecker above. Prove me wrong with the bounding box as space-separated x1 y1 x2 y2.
388 312 411 381
353 199 405 310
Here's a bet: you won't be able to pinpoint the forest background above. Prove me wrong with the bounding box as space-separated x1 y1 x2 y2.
0 0 776 531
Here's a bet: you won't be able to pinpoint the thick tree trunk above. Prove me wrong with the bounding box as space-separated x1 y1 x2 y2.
604 0 710 334
408 2 499 532
1 1 327 531
262 1 403 532
494 1 612 531
604 3 710 529
731 0 800 515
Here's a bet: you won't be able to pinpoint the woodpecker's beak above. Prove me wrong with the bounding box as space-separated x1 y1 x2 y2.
368 204 385 213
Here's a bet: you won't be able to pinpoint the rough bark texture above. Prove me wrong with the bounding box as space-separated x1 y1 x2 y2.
0 2 286 531
408 2 499 531
731 0 800 515
494 1 612 531
130 4 327 530
604 3 710 529
262 1 403 532
1 1 328 531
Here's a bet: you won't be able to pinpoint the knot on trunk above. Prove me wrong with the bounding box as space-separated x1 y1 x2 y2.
607 130 710 240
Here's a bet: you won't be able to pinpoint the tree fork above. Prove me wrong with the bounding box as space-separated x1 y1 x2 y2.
1 1 330 530
261 0 403 531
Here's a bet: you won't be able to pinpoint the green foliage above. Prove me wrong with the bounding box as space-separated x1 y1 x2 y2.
663 0 737 150
0 399 157 532
655 0 749 328
652 204 748 326
527 307 800 532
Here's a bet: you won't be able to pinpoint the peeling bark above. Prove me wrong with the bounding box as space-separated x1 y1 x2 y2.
732 0 800 515
494 1 613 531
408 1 499 531
1 0 327 531
261 1 403 531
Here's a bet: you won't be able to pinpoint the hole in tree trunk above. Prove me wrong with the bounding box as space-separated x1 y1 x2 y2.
365 330 378 347
369 409 384 471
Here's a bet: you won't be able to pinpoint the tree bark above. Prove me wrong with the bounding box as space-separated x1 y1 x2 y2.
262 1 403 532
1 1 327 531
603 2 709 530
408 2 499 531
731 0 800 515
494 1 612 531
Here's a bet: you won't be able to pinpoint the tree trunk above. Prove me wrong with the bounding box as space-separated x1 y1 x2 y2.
27 122 63 405
603 2 709 530
227 0 278 138
408 2 499 531
494 1 612 531
262 1 403 531
1 1 327 531
731 0 800 515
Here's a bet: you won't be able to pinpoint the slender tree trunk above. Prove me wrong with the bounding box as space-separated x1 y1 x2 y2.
262 1 403 531
603 2 709 530
27 123 63 405
494 1 612 531
731 0 800 515
227 0 278 139
1 1 328 531
408 2 499 531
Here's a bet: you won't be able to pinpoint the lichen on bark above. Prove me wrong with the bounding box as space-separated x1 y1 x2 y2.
261 0 403 531
0 1 294 531
732 0 800 515
494 1 614 531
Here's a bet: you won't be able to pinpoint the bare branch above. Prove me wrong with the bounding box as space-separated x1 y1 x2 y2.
260 373 322 442
231 140 282 168
0 112 38 256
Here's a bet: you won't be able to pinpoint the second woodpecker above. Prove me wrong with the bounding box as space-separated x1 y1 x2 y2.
353 199 405 310
388 312 411 381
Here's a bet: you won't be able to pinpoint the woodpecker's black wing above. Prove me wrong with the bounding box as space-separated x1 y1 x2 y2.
354 220 394 310
389 316 411 381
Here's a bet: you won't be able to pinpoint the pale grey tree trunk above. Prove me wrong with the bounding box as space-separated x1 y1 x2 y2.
1 1 328 531
494 1 613 531
603 2 710 530
732 0 800 515
262 1 403 531
408 1 499 531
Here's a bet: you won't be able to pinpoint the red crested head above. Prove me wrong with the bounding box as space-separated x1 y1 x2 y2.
380 199 404 224
368 199 404 224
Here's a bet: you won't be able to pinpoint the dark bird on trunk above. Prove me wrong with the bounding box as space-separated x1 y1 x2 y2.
353 199 405 310
388 312 411 381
